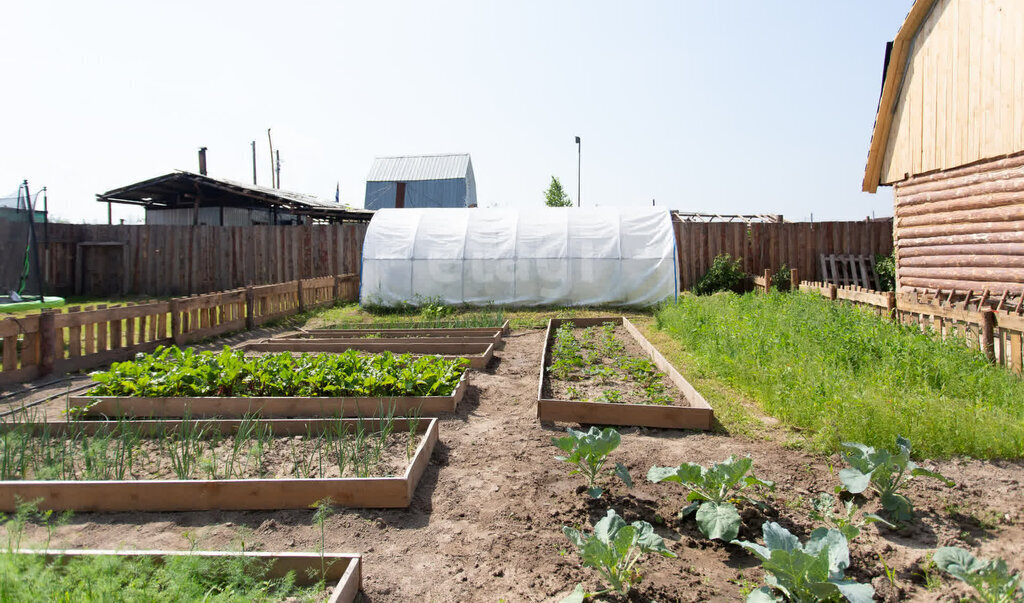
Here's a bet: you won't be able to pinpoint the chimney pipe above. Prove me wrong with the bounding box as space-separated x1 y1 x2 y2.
198 147 208 175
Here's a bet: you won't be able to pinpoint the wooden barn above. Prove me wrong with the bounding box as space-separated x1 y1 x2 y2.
863 0 1024 295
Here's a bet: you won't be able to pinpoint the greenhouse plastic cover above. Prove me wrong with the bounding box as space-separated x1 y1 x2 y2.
360 207 678 307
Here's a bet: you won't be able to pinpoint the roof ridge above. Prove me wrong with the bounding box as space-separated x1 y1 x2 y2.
372 153 470 159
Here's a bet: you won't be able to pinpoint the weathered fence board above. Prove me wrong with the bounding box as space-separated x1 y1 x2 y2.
797 281 1024 373
672 219 893 291
0 222 366 298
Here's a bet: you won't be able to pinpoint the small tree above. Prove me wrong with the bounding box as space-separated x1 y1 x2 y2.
544 176 572 207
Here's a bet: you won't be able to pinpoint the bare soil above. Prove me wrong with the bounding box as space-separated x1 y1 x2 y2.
3 326 1024 602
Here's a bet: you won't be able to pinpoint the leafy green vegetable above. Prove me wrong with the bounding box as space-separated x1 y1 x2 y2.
838 436 954 522
933 546 1022 603
647 456 773 541
562 509 675 596
552 427 631 498
88 346 468 398
808 493 893 542
734 522 875 603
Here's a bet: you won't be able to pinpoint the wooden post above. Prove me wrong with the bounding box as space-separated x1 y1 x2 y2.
885 291 896 321
170 299 182 346
297 280 305 312
828 284 837 301
245 286 255 330
981 309 996 363
38 310 57 376
789 268 798 292
762 269 771 293
333 275 342 304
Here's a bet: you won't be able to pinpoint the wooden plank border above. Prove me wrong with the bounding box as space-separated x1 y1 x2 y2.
536 317 714 430
67 371 469 418
283 327 506 346
11 549 361 603
0 417 438 512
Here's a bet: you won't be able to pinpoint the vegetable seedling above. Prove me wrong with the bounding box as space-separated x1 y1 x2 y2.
647 456 774 541
734 522 875 603
838 436 954 523
933 546 1022 603
808 493 893 541
562 509 676 598
552 426 632 498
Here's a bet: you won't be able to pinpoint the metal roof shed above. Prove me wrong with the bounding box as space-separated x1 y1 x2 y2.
364 153 477 210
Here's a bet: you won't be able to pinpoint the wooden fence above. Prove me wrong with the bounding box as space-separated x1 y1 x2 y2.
794 280 1024 374
673 219 893 291
0 274 360 387
0 221 367 298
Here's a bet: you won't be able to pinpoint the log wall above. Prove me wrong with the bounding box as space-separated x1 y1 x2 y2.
894 151 1024 294
0 222 367 298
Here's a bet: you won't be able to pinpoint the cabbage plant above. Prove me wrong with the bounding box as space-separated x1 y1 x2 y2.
647 455 773 541
933 546 1022 603
838 436 954 522
552 426 632 498
561 509 675 599
734 522 875 603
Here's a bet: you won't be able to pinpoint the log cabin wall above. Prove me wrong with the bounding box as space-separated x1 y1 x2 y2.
894 151 1024 294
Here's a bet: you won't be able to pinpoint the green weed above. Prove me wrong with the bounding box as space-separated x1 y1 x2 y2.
654 292 1024 458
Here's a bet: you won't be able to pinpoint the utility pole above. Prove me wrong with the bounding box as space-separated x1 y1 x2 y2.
251 141 257 185
267 129 276 188
275 150 281 189
575 136 581 207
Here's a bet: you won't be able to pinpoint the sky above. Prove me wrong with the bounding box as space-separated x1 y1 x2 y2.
2 1 914 224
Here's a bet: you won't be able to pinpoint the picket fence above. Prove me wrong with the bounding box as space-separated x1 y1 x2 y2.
0 274 359 386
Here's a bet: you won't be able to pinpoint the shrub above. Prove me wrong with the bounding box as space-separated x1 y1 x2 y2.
693 254 746 295
875 252 895 292
771 264 790 292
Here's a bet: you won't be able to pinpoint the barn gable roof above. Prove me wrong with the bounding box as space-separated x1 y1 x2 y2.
862 0 936 193
367 154 472 182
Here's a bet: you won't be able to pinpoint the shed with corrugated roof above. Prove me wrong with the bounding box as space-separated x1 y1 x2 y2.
364 153 477 210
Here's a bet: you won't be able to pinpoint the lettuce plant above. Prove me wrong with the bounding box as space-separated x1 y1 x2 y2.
838 436 954 522
647 456 774 541
562 509 675 598
552 427 632 498
933 547 1022 603
734 522 875 603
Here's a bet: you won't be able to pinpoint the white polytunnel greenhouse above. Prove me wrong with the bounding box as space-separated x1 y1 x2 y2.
359 207 678 307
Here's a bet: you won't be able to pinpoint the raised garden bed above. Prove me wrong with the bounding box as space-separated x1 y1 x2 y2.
68 371 468 419
5 549 361 603
289 320 510 345
0 416 438 512
239 340 495 369
536 317 714 429
67 346 469 418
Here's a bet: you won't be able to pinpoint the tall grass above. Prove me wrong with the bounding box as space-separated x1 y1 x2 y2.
655 292 1024 459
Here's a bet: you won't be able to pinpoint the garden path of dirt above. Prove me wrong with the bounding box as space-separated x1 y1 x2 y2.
4 327 1024 602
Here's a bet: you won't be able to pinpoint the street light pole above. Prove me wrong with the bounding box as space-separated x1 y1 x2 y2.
575 136 581 207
